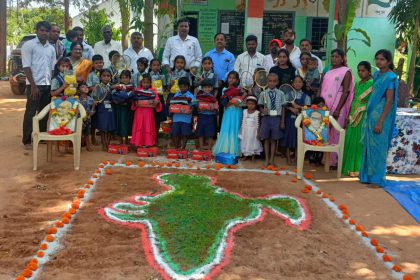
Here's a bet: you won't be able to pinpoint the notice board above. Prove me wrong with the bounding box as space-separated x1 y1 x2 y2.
218 11 245 56
262 12 294 54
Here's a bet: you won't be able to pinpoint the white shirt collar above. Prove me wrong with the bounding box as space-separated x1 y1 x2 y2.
175 34 191 41
35 36 50 46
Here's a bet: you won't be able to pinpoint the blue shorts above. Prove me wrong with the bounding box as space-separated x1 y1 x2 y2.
260 116 283 140
196 114 216 138
172 121 192 136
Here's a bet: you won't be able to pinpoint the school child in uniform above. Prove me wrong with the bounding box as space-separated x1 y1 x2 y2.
131 74 162 147
111 70 134 145
132 57 149 88
281 75 311 165
91 69 116 151
108 50 121 85
77 83 94 151
195 79 218 151
166 55 191 116
258 73 287 167
170 77 195 149
193 57 218 95
87 54 104 92
51 57 72 97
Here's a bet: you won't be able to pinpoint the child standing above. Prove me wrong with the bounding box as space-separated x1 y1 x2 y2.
51 57 72 97
305 57 321 97
269 49 296 87
166 55 190 111
78 83 94 151
131 74 162 147
212 71 244 156
108 50 121 85
111 70 133 145
281 76 311 165
194 57 218 95
258 73 287 166
196 79 218 151
132 57 149 88
170 77 195 149
149 59 167 137
91 69 116 151
87 54 104 92
240 96 263 160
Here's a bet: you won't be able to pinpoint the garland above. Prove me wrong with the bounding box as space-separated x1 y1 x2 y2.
302 105 329 145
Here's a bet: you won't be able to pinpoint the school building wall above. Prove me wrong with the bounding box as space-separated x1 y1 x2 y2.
180 0 396 72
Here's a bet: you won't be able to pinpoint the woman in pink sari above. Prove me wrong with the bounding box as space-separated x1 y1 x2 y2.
320 49 355 166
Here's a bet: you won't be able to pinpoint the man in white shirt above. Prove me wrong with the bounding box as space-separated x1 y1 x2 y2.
162 18 202 74
73 26 94 60
282 28 301 69
234 35 267 88
123 32 154 73
21 21 56 149
293 39 324 73
94 25 123 68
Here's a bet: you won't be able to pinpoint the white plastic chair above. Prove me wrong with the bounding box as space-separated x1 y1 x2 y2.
32 103 86 171
294 114 345 179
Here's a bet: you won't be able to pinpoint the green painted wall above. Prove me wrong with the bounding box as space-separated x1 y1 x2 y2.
294 16 307 46
346 17 396 75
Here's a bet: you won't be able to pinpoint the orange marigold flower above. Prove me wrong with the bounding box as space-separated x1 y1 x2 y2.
62 213 71 220
27 262 38 271
342 214 349 220
99 164 104 168
392 265 402 272
47 227 57 234
95 169 100 174
349 219 356 225
110 161 115 165
71 202 79 210
175 163 181 168
291 178 298 183
40 243 48 250
301 188 311 194
37 251 44 258
280 166 286 170
370 239 378 246
341 209 349 215
84 184 91 189
267 165 274 170
92 175 98 179
188 164 193 168
215 163 224 169
16 276 25 280
403 275 413 280
376 246 384 253
87 180 94 185
46 235 54 242
69 208 76 215
138 161 145 167
159 163 164 167
22 269 32 278
105 169 112 175
322 193 328 198
62 217 70 224
55 221 64 228
125 161 132 166
316 190 322 194
329 196 335 202
383 255 392 262
166 162 173 167
274 171 280 176
305 185 312 190
303 172 313 179
102 160 108 165
338 204 347 210
355 225 364 232
362 231 369 238
206 165 211 169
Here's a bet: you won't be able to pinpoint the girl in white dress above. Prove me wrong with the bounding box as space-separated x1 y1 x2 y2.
239 96 263 160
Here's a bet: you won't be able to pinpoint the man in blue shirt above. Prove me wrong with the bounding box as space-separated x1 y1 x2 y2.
204 33 235 86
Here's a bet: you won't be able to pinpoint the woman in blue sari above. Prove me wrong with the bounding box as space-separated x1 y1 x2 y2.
359 49 398 187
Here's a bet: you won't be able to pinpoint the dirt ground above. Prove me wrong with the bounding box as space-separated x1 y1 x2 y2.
0 81 418 279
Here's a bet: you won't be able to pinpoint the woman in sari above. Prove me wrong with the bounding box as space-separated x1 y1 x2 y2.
342 61 373 176
68 42 92 83
360 49 398 187
319 49 355 167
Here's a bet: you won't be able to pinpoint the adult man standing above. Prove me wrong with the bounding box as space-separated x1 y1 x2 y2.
73 26 94 60
48 24 65 60
282 28 301 69
204 33 235 83
294 39 324 73
123 32 154 73
94 25 123 68
21 21 56 150
234 35 267 87
162 18 202 73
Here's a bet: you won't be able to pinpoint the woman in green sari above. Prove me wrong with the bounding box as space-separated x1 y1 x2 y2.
342 61 373 176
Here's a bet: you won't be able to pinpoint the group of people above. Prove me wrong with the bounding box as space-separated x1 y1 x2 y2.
22 19 398 187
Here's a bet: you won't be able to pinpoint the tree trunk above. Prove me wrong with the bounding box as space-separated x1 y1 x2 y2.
337 0 347 51
64 0 70 32
0 0 6 76
144 0 154 52
407 14 419 95
118 0 130 50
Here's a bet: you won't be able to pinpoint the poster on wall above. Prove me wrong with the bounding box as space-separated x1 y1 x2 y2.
218 11 245 56
362 0 392 18
261 12 294 54
264 0 318 16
